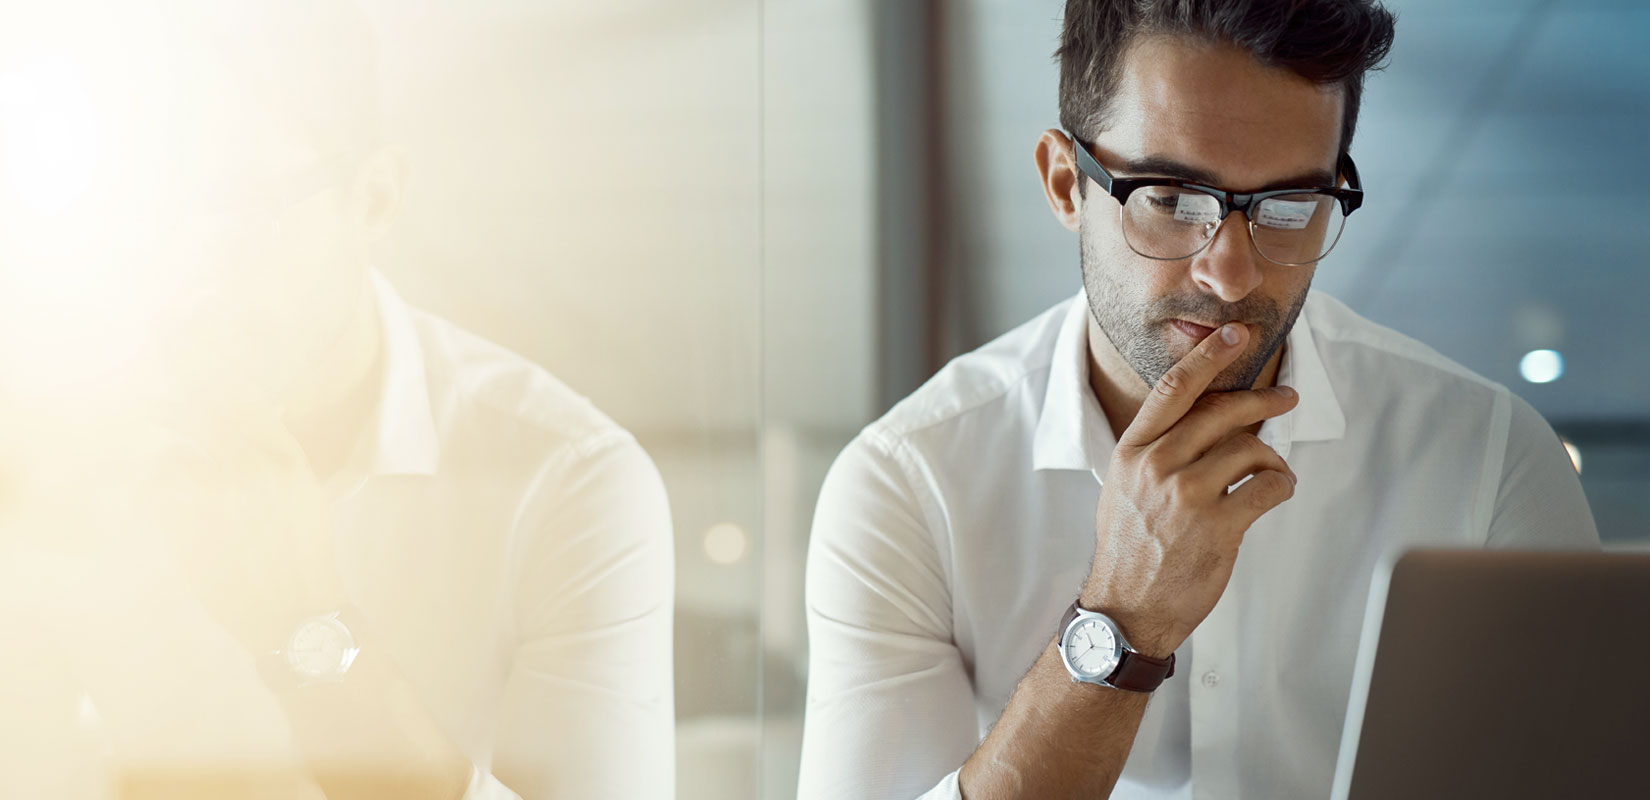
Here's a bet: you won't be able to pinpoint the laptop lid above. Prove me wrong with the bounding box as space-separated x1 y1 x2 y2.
1331 548 1650 800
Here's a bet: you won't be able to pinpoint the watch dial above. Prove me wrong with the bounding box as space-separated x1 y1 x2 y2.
286 616 357 678
1068 618 1119 677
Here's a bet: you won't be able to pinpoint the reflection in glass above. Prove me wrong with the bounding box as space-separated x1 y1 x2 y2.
0 2 697 797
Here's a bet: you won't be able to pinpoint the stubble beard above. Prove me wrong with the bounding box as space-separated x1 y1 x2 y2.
1079 223 1309 394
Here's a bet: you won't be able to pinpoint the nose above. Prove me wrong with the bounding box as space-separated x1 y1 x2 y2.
1188 212 1265 303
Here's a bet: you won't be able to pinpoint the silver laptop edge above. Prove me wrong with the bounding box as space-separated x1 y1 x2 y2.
1328 548 1403 800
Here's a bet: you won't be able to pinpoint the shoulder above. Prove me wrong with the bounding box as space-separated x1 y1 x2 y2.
866 295 1072 445
404 307 670 539
1304 290 1511 409
822 295 1078 542
410 308 642 461
406 310 673 566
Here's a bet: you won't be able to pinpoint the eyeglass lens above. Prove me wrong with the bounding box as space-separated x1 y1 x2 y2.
1121 188 1347 265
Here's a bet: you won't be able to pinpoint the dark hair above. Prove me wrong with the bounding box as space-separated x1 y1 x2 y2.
1057 0 1396 154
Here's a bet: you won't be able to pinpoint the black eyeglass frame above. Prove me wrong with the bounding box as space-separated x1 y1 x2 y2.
1066 130 1364 265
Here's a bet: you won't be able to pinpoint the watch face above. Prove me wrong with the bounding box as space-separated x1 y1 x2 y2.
285 614 359 680
1065 617 1121 679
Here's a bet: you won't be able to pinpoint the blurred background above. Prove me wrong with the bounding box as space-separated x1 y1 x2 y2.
757 0 1650 795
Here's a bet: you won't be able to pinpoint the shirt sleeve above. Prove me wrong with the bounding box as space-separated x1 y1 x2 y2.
797 431 974 800
487 433 675 799
1486 393 1601 550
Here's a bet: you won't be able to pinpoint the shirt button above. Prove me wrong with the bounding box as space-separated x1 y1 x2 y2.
1201 670 1221 688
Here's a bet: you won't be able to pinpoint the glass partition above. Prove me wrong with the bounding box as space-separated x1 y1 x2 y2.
0 1 764 798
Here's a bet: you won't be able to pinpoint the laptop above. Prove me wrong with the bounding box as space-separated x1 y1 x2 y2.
1330 548 1650 799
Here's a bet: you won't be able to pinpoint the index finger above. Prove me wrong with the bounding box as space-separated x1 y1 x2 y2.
1118 322 1248 447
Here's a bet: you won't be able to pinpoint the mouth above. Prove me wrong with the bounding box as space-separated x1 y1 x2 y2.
1168 319 1222 341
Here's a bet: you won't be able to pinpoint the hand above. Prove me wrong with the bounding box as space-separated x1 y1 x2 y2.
1083 323 1299 656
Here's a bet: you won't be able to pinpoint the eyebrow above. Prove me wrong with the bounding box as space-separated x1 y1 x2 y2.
1119 155 1337 192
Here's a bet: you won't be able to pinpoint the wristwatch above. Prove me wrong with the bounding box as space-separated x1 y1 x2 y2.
1056 600 1176 692
256 608 365 692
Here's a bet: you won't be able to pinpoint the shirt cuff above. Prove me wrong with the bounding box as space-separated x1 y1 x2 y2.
917 769 963 800
463 765 523 800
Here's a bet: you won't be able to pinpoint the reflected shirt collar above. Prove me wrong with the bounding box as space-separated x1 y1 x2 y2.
336 269 441 486
1031 287 1346 477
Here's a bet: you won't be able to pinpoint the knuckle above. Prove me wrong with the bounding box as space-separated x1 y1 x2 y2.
1246 471 1293 510
1163 471 1198 504
1207 431 1262 462
1140 448 1172 480
1154 366 1189 399
1196 391 1234 415
1237 433 1273 458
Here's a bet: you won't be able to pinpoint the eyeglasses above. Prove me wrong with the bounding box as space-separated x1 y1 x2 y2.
1066 131 1363 266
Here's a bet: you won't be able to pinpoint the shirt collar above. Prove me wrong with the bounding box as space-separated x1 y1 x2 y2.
349 270 441 481
1032 293 1120 476
1032 288 1345 476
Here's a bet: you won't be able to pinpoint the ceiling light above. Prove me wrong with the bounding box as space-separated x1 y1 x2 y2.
702 522 748 566
1518 349 1563 384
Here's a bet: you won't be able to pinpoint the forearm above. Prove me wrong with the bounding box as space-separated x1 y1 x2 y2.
277 644 475 800
958 642 1151 799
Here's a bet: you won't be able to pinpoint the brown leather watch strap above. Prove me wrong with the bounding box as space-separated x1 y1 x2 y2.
1107 647 1175 692
1058 600 1176 692
1059 600 1084 633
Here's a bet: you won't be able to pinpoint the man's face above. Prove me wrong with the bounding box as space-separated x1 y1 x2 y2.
1078 36 1345 392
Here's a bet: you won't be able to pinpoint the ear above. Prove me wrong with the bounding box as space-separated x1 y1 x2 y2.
348 146 409 240
1034 128 1084 234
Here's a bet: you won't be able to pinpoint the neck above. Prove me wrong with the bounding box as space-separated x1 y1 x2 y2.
1086 314 1283 442
282 271 384 480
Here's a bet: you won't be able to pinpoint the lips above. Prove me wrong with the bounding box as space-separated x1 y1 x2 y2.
1169 319 1219 340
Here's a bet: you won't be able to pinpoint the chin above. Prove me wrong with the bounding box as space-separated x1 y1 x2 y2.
1204 371 1256 394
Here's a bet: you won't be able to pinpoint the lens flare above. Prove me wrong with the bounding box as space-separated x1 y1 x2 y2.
0 56 101 215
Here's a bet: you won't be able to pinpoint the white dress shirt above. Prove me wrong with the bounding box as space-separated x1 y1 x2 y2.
334 272 676 799
798 287 1598 800
0 271 674 799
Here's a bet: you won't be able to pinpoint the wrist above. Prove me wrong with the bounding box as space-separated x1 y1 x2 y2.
1075 587 1180 658
256 605 368 694
1116 626 1178 660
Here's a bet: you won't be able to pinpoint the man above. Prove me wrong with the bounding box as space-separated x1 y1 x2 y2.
0 2 673 798
798 2 1597 798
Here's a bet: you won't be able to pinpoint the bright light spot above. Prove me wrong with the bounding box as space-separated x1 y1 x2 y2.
1561 438 1582 475
1518 349 1564 384
702 522 748 566
0 57 101 215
